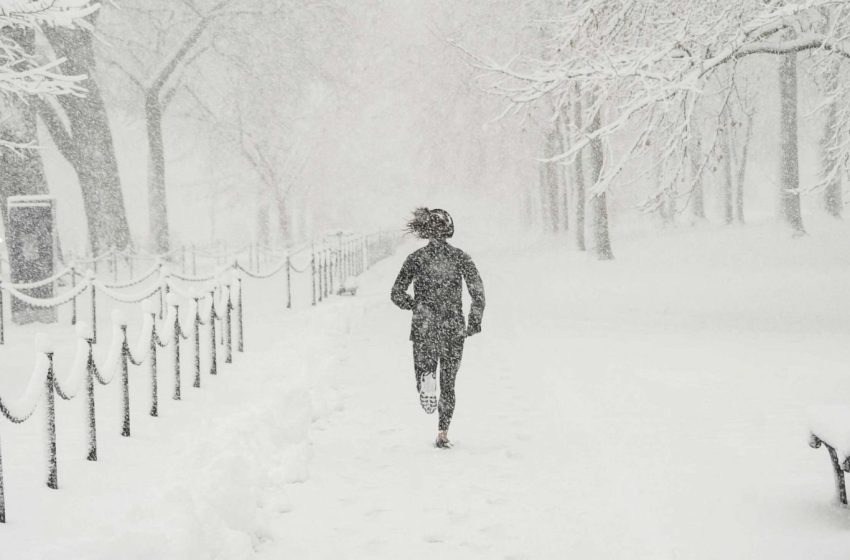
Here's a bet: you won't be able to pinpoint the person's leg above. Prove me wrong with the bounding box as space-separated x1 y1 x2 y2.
437 337 465 433
413 339 438 393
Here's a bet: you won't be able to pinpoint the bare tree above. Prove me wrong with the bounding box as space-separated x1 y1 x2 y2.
572 85 586 250
688 112 706 220
779 50 805 236
821 60 843 218
588 96 613 260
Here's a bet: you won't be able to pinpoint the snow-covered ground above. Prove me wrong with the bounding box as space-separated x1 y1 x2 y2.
3 222 850 559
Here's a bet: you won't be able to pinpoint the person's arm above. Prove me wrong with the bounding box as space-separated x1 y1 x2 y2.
461 254 485 336
390 255 416 310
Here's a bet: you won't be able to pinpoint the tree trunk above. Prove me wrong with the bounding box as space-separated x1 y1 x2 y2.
273 187 291 243
41 21 131 254
0 28 48 241
822 66 843 218
145 95 170 253
556 114 570 232
779 52 806 235
689 113 706 219
720 106 734 225
256 200 270 247
544 127 560 233
588 102 613 260
734 113 754 224
573 87 586 251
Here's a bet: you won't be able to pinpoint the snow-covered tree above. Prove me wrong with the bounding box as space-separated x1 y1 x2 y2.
0 0 95 103
465 0 850 253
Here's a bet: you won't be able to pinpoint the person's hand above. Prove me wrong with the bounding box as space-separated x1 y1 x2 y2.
466 323 481 337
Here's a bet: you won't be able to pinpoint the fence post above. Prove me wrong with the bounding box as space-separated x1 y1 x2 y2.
120 323 131 437
126 253 134 280
329 250 335 295
191 244 197 276
193 297 201 388
88 271 97 344
324 250 331 298
224 284 233 364
172 297 182 400
82 327 97 461
150 314 159 417
209 290 218 376
45 350 58 489
157 263 166 319
286 255 292 309
70 266 77 325
237 278 244 353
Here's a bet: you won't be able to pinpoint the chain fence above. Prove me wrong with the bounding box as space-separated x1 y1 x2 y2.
0 230 401 523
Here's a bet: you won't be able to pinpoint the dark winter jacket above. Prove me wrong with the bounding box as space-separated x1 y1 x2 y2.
391 239 485 342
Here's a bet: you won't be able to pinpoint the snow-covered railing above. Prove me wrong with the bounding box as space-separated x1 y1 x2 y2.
0 232 400 342
0 284 237 524
0 230 402 523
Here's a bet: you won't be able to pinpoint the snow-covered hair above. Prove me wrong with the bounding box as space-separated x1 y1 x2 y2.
405 207 454 239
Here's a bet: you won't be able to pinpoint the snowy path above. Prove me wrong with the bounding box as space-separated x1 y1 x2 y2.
4 226 850 559
258 229 850 560
257 257 570 559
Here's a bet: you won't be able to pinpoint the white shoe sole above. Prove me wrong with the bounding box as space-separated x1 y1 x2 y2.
419 373 437 414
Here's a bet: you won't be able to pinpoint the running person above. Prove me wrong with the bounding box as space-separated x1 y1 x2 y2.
391 208 485 448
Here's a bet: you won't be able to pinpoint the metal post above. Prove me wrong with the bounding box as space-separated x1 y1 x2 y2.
225 286 233 364
45 353 57 489
329 251 335 295
70 267 77 325
150 318 159 416
90 283 97 345
209 291 217 376
120 325 130 437
193 298 201 388
286 256 292 309
173 303 181 400
85 340 97 460
325 249 332 298
158 286 164 320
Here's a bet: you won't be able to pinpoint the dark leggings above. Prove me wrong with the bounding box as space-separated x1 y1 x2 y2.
413 337 465 431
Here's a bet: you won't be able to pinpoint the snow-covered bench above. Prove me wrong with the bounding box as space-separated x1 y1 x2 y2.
809 407 850 506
